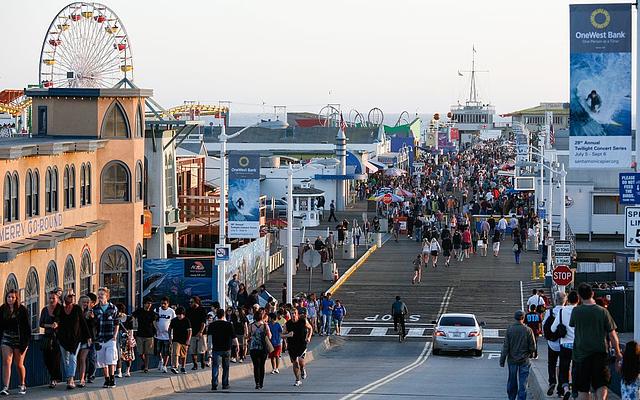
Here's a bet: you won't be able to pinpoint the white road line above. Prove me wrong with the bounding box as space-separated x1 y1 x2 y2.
341 327 352 336
369 327 388 336
406 328 426 337
483 328 501 338
339 286 453 400
520 280 524 311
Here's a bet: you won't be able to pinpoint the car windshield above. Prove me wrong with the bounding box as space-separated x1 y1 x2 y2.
439 316 476 327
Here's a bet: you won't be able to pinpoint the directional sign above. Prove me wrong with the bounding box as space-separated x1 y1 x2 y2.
619 173 640 204
214 244 231 265
552 265 573 286
625 206 640 248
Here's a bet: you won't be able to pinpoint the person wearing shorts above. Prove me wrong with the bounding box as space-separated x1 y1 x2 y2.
92 287 119 388
154 297 175 372
284 308 313 387
569 283 622 400
169 307 192 374
268 313 283 374
186 296 208 370
132 298 157 373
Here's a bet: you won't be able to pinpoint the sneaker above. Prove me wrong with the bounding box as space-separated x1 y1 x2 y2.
191 364 198 371
170 368 179 374
222 385 230 390
158 360 164 371
547 384 555 396
211 385 217 391
230 358 237 363
0 387 8 396
274 369 279 374
270 370 276 374
87 377 94 383
115 371 123 378
238 358 244 363
124 371 131 377
143 368 148 373
18 386 26 395
181 367 187 374
301 369 307 379
562 392 571 400
108 378 116 388
162 366 168 373
103 379 110 388
293 380 302 387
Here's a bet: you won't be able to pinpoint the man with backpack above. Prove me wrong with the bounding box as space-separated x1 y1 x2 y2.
542 292 565 397
551 290 578 399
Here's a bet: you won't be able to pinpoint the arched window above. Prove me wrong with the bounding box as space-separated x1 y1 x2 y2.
11 172 18 221
45 168 51 212
134 244 143 308
80 164 86 206
33 169 40 216
64 166 70 209
80 250 92 295
63 255 75 292
25 267 39 332
46 167 58 213
25 170 33 218
100 245 131 307
3 173 10 223
135 161 143 201
86 163 92 205
45 260 58 294
143 157 149 206
101 161 130 202
69 165 76 208
135 105 144 138
101 101 130 138
4 273 18 299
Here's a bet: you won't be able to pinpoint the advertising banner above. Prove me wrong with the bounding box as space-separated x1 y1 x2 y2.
143 258 216 306
228 153 260 238
569 4 632 169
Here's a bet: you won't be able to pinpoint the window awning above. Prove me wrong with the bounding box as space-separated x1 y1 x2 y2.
368 160 387 171
363 160 380 173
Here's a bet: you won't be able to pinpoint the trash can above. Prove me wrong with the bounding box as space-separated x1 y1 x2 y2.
376 232 382 247
344 243 355 260
322 262 335 281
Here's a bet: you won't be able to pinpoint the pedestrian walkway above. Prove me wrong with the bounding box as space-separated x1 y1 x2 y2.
331 233 543 332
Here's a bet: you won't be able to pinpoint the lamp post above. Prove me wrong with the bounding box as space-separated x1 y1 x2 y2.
217 120 287 309
286 164 294 305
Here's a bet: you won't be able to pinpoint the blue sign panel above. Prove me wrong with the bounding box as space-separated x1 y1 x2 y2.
619 172 640 204
228 153 260 238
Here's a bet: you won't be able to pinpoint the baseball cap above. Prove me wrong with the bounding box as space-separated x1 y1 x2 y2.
514 310 525 320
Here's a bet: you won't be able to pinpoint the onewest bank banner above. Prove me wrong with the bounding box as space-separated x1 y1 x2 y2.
0 213 63 245
569 4 632 169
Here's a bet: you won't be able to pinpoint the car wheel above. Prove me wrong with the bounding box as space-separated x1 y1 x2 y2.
432 348 440 356
474 349 483 357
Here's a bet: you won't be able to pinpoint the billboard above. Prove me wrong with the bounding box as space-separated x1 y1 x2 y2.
569 4 632 169
143 258 217 307
228 153 260 238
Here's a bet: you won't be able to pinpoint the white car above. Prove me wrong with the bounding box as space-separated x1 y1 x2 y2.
431 313 484 356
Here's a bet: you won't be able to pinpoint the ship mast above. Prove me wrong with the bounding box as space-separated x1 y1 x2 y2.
468 46 478 105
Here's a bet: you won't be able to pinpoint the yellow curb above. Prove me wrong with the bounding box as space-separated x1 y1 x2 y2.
325 244 378 295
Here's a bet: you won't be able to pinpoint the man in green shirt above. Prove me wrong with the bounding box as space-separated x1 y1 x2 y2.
569 283 622 400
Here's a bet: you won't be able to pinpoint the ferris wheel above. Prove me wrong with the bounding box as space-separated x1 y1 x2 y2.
38 2 133 88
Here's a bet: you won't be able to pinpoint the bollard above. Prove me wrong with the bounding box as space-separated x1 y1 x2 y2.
376 232 382 247
538 263 545 281
344 243 355 260
532 262 538 280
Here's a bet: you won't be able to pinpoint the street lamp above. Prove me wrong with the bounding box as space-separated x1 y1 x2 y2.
217 120 288 309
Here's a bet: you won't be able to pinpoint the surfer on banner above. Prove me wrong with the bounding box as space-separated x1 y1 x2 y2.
586 90 602 113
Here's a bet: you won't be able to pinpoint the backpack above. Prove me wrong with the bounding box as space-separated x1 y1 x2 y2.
555 308 568 339
543 309 561 342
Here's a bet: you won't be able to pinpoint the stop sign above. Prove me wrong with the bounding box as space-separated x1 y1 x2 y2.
552 265 573 286
382 193 393 204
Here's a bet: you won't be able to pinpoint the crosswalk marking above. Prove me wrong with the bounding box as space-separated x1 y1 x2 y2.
369 327 388 336
341 327 352 336
406 328 426 337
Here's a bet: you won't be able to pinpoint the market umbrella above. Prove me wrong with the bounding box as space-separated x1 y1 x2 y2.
375 193 404 204
384 168 406 177
395 188 415 198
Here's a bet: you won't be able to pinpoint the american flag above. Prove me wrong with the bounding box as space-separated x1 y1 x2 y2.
549 122 555 145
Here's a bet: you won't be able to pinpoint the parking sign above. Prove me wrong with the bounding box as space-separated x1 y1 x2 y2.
625 206 640 248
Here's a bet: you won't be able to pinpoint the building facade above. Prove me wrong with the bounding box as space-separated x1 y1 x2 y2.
0 87 149 330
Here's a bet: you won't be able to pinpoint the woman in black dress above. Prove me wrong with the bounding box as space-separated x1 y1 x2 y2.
39 290 63 389
0 289 31 395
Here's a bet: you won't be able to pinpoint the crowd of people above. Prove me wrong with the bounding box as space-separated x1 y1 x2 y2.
0 276 350 395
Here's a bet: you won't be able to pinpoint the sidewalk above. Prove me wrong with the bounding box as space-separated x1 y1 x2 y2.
529 336 627 400
18 336 340 400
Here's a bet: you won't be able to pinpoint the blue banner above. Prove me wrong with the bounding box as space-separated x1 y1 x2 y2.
619 173 640 204
143 258 217 307
228 153 260 238
569 4 632 169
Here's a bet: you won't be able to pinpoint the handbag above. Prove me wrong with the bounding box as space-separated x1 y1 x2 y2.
265 334 275 354
512 244 519 252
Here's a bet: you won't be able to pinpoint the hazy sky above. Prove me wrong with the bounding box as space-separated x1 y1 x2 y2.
0 0 632 115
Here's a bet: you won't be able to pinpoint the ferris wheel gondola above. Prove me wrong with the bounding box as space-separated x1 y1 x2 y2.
38 2 134 88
